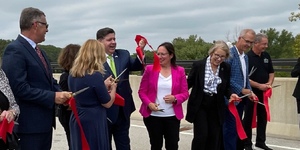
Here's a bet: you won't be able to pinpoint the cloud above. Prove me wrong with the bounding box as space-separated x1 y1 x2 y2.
0 0 299 53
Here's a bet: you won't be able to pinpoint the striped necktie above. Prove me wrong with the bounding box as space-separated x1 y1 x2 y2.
35 46 48 72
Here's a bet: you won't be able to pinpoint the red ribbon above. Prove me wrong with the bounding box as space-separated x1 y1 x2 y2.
114 93 125 106
135 35 148 45
153 52 161 72
135 35 146 66
69 97 90 150
263 88 272 121
135 35 161 72
252 102 258 128
0 118 14 143
136 46 145 66
228 102 247 140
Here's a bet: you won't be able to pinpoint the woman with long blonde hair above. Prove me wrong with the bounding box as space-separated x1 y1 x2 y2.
68 39 116 150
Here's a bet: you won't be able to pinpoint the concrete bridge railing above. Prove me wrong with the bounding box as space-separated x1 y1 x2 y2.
53 74 300 140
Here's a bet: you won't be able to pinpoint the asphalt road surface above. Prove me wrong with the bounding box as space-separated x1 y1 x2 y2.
51 118 300 150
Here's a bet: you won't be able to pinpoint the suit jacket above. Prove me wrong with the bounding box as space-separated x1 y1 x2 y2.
185 57 232 124
103 49 143 123
226 46 251 96
2 35 60 133
138 65 189 120
291 58 300 99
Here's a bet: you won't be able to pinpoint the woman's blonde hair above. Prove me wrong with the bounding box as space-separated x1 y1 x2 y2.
70 39 106 77
208 40 230 59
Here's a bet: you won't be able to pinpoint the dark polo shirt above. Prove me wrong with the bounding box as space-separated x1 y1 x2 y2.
247 49 274 93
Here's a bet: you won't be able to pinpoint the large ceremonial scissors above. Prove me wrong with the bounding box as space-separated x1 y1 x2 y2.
71 87 90 96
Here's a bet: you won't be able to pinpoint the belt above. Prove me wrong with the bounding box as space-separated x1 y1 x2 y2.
204 92 215 97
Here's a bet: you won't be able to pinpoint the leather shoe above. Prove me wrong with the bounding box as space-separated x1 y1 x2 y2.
255 143 273 150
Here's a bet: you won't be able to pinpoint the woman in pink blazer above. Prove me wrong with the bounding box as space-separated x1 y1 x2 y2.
138 42 189 150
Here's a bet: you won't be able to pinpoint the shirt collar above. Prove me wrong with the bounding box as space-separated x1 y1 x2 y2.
19 34 37 49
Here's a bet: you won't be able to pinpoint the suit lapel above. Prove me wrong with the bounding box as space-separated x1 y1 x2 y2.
244 55 249 75
217 63 225 91
171 67 176 94
104 62 114 78
199 58 206 89
232 46 243 74
152 66 159 94
18 36 51 81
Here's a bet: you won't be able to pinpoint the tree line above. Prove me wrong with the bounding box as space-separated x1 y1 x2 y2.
1 28 299 64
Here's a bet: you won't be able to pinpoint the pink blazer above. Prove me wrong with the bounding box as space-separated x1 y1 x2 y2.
138 65 189 120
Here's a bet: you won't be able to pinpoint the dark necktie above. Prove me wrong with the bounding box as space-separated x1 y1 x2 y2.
35 46 48 72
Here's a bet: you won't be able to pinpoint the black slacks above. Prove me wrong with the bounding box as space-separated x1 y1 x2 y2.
243 91 267 147
143 116 180 150
192 94 222 150
57 105 72 149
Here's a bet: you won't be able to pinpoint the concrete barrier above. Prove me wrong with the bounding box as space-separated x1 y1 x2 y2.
53 74 300 140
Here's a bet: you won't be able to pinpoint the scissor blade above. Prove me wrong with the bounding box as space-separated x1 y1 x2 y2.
73 87 89 96
157 109 164 112
114 68 127 81
239 93 251 99
272 85 281 88
257 101 265 106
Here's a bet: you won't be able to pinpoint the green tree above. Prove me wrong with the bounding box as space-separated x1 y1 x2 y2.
0 39 13 57
131 49 155 62
172 35 212 60
131 35 213 61
39 45 62 62
0 39 62 63
292 34 300 58
289 4 300 22
260 28 294 58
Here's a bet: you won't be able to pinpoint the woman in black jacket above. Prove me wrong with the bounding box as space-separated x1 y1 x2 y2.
186 41 239 150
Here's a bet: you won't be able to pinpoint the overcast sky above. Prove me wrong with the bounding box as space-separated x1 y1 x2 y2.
0 1 299 54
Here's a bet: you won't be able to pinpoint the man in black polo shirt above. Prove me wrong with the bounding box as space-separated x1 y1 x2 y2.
243 33 275 150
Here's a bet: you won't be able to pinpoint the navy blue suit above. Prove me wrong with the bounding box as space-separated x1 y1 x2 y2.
223 46 251 150
103 49 143 149
2 35 60 150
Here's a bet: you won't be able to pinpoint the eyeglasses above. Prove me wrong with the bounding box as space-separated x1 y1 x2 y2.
213 53 226 60
241 37 254 45
156 52 169 57
36 21 49 29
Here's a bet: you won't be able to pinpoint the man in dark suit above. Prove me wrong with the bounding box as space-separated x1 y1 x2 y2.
291 57 300 132
1 7 70 150
223 29 257 150
96 27 145 150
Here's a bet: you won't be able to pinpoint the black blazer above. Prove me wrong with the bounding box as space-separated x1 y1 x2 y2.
185 57 232 124
291 58 300 99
